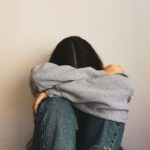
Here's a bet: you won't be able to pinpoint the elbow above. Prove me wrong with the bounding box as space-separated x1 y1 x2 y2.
30 68 40 83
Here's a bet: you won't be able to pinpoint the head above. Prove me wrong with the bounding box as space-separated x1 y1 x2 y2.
49 36 104 70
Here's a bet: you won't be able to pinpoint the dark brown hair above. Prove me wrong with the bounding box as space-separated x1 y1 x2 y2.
49 36 104 70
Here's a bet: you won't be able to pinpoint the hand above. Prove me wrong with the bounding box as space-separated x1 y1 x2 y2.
104 65 125 75
32 92 48 121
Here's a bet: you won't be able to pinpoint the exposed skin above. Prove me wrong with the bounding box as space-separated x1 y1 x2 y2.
32 65 125 121
32 92 48 117
104 64 125 75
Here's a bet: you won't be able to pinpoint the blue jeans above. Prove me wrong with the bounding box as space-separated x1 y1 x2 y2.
29 96 125 150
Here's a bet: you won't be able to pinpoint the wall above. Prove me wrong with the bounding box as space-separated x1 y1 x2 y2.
0 0 150 149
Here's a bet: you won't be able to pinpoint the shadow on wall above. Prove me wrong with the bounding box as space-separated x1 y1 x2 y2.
2 54 50 149
21 56 51 149
2 76 34 149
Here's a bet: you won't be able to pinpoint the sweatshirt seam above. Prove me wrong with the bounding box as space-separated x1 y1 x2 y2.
56 84 63 97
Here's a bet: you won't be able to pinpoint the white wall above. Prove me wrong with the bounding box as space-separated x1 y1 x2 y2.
0 0 150 149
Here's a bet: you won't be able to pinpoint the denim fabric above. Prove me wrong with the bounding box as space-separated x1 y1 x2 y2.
29 96 125 150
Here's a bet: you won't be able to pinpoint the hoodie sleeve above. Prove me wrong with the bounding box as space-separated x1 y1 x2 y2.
58 74 134 123
29 62 134 106
30 62 106 96
55 74 134 105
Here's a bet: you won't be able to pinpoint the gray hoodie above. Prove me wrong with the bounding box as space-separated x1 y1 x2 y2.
30 62 134 123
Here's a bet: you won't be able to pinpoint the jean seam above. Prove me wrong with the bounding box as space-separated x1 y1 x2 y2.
91 123 121 150
40 113 46 150
37 102 47 150
109 123 121 149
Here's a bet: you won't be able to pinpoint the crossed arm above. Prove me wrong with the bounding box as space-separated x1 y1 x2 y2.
32 64 124 115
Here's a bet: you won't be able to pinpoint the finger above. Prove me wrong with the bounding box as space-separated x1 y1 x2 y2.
32 93 47 116
33 97 43 115
32 101 39 116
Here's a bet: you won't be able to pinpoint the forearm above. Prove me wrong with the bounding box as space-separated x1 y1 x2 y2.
30 62 106 93
51 74 134 105
29 62 129 98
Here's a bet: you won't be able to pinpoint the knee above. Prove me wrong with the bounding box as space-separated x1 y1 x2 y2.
37 96 78 129
38 96 77 119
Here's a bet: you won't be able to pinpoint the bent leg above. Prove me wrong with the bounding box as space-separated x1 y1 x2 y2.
32 96 78 150
75 108 125 150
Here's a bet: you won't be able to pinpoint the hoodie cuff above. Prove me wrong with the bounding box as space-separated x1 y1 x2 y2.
45 85 62 97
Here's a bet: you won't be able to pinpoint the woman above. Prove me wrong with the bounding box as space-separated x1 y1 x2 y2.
28 36 133 150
